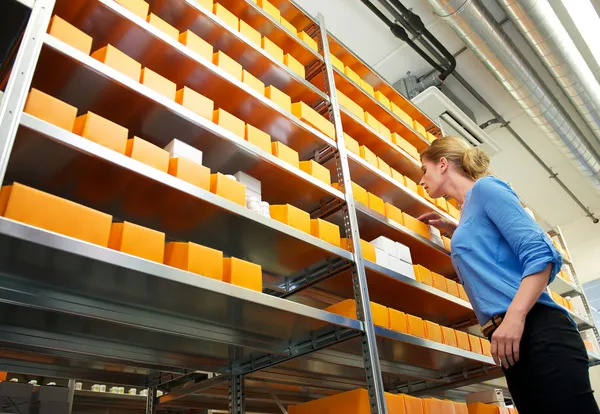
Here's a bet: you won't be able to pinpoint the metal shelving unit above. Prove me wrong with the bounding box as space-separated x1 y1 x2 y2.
3 0 595 413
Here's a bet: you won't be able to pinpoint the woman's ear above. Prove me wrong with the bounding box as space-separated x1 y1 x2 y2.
439 157 449 173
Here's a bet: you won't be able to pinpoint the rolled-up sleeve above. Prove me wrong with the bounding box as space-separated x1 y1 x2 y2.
478 178 563 283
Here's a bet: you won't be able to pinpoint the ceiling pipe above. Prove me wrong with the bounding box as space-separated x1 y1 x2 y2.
424 0 600 191
499 0 600 144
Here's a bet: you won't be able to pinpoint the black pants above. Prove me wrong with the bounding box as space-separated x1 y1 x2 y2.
501 304 599 414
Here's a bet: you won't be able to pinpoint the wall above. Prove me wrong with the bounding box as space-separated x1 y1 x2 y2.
562 211 600 285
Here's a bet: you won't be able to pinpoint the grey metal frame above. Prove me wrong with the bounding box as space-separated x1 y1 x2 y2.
314 12 389 414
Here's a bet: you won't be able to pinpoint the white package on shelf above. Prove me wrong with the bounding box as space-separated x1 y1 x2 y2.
235 171 262 194
164 139 203 165
370 236 397 257
374 248 391 269
395 242 413 264
390 257 415 279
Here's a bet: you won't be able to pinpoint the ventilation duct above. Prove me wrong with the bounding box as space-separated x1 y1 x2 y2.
424 0 600 190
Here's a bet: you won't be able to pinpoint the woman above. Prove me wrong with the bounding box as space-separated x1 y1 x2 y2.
418 136 599 414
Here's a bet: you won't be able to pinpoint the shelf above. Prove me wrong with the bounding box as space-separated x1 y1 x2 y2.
338 106 424 183
208 0 323 65
326 32 439 133
261 326 495 391
550 276 581 297
51 0 332 159
11 113 350 278
338 151 457 225
312 71 429 151
0 218 362 375
34 35 343 208
306 260 473 327
589 352 600 364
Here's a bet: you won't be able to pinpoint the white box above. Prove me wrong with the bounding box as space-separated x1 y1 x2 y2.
235 172 262 194
466 389 505 406
164 139 203 165
429 225 441 238
370 236 397 256
395 242 413 264
245 188 262 202
390 257 415 279
375 248 391 269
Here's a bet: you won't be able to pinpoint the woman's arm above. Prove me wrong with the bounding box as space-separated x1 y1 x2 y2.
491 264 552 368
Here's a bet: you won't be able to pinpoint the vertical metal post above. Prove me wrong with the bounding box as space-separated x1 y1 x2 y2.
229 374 245 414
145 386 157 414
0 0 55 184
554 226 600 345
66 379 75 414
314 12 388 414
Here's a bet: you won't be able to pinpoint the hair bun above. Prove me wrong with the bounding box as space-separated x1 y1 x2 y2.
462 147 490 180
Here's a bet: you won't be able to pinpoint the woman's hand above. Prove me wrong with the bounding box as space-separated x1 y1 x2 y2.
417 212 458 236
491 313 525 368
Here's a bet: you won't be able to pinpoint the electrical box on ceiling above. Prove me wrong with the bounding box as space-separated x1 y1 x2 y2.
412 87 501 158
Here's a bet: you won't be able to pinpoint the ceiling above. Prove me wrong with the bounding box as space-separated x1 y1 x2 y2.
294 0 600 228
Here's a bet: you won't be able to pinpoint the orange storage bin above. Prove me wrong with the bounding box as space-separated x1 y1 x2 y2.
223 257 262 291
454 401 469 414
446 279 460 298
300 160 331 186
310 219 340 246
391 168 404 183
432 272 448 292
423 398 455 414
126 137 169 172
455 330 470 351
458 284 469 301
265 85 292 112
367 192 385 216
164 242 223 281
214 108 245 138
375 91 390 109
114 0 150 20
407 314 425 338
402 394 424 414
377 157 392 176
435 197 449 212
361 80 375 97
289 389 407 414
414 264 433 286
147 13 179 40
24 89 77 131
239 20 261 46
418 185 435 203
140 67 176 100
92 44 142 81
245 124 271 153
242 70 265 95
403 176 419 193
168 156 210 190
47 15 93 55
469 334 483 354
262 37 284 62
325 300 389 328
291 102 335 139
344 66 361 85
391 102 413 125
108 221 165 263
257 0 281 22
360 145 378 168
379 124 392 141
284 54 305 78
385 202 403 225
176 87 214 120
213 51 243 80
467 402 500 414
272 141 300 168
297 31 318 52
425 320 443 343
73 112 128 154
0 183 112 247
389 308 408 334
213 3 239 29
270 204 310 234
364 112 380 131
403 213 430 239
441 326 458 347
180 30 213 61
210 173 246 206
443 236 452 251
480 337 492 357
393 133 420 160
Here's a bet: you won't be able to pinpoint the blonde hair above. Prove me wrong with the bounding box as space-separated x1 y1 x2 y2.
420 136 490 180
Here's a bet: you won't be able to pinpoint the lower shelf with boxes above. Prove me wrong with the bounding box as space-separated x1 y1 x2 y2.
324 299 490 358
287 387 518 414
0 182 264 292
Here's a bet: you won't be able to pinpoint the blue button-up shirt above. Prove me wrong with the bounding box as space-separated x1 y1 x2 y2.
451 176 565 325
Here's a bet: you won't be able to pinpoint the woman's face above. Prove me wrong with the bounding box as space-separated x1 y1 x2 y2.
419 157 447 198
